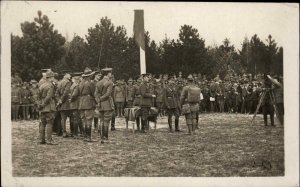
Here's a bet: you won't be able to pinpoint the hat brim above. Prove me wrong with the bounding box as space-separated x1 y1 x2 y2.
82 71 95 77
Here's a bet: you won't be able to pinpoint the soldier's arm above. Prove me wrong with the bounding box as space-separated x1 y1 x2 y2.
61 81 72 102
162 88 168 108
71 85 79 102
267 75 283 88
180 87 188 106
100 82 113 101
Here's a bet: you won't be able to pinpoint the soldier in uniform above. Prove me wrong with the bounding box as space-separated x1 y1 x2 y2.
125 78 134 108
114 80 126 117
139 73 156 133
92 71 102 132
163 78 181 132
209 80 218 112
69 72 82 139
11 83 21 121
56 72 72 137
78 67 96 142
154 80 164 117
180 75 200 135
29 80 39 120
261 75 275 126
133 76 142 131
38 70 58 145
216 81 225 113
20 82 32 120
268 75 284 125
95 68 114 143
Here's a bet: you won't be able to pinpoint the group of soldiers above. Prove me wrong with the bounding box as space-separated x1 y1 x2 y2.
11 69 284 145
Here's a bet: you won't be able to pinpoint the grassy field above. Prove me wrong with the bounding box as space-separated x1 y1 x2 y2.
12 113 284 177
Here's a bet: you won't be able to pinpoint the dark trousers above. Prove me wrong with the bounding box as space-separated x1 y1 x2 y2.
262 103 274 126
60 110 72 135
70 110 81 136
140 107 150 131
53 111 62 135
276 103 284 125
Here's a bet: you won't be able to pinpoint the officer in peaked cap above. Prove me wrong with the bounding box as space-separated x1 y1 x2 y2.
69 72 84 139
139 73 156 133
95 67 114 143
92 70 102 133
56 70 73 138
38 70 58 145
163 77 181 132
78 67 96 142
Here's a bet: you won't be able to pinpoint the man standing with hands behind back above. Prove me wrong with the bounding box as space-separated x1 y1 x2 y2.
95 68 115 144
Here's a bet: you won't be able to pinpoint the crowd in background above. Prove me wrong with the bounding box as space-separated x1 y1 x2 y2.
11 71 283 121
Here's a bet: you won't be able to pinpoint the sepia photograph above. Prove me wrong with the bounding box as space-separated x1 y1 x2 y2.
1 1 299 187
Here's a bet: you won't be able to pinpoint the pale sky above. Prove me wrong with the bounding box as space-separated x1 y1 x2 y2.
2 2 295 50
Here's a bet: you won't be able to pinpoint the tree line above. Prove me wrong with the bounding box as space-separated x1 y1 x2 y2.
11 11 283 81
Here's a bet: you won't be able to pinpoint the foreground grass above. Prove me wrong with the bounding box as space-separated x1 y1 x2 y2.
12 113 284 177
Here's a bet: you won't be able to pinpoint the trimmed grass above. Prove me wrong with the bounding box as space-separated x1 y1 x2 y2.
12 113 284 177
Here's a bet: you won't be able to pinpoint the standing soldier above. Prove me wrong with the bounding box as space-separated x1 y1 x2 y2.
180 75 201 135
114 80 126 117
268 75 284 126
11 83 21 121
201 81 210 113
56 72 72 138
30 80 39 120
38 70 58 145
95 68 114 143
163 79 181 132
154 80 164 117
78 67 96 142
216 81 225 113
133 76 142 131
209 80 218 112
261 75 275 126
125 78 135 108
92 71 102 132
20 82 31 120
69 72 82 139
139 73 156 133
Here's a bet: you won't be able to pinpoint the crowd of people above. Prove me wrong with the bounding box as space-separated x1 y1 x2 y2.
11 69 284 145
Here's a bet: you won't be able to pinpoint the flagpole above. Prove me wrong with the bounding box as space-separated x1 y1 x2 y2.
140 47 146 74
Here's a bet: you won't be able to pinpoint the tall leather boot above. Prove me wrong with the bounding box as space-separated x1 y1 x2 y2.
136 118 140 131
86 126 92 142
141 119 146 133
187 124 192 135
168 118 173 132
83 125 88 141
175 118 180 132
263 114 268 126
270 114 275 127
196 114 199 129
94 118 98 132
111 116 116 131
39 122 46 144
